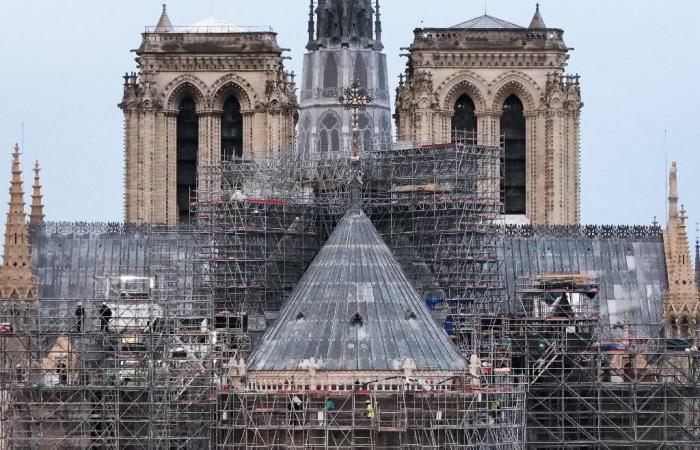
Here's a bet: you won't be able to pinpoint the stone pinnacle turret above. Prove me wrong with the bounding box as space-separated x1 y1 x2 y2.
529 3 547 29
155 4 173 33
0 145 37 300
662 162 699 336
29 160 44 226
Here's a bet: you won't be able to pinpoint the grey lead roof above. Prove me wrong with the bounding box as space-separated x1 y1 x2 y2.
248 206 466 372
452 14 523 30
500 234 667 335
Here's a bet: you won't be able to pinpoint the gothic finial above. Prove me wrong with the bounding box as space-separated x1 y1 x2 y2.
669 162 679 221
0 144 37 300
374 0 383 50
307 0 316 50
529 2 547 28
155 3 173 33
30 160 44 226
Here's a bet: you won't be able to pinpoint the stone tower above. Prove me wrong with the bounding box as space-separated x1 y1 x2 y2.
121 6 298 225
298 0 392 158
0 145 37 301
395 5 582 224
662 162 700 337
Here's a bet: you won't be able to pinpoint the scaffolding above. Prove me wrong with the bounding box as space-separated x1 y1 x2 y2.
0 226 218 449
0 130 698 449
192 133 524 448
509 274 700 448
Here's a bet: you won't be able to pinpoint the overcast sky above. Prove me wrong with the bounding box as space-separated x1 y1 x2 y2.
0 0 698 244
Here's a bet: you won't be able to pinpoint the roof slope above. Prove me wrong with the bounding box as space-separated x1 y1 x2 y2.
248 206 465 372
452 14 523 29
500 232 667 335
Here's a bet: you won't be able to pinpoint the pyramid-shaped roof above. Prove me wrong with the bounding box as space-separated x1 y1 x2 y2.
248 205 465 372
452 14 523 30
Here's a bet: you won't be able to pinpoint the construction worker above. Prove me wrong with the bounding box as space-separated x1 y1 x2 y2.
99 302 112 332
489 398 502 423
290 395 303 426
75 302 85 333
365 400 374 420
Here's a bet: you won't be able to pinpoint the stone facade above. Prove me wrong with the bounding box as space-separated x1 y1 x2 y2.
298 0 392 159
121 7 298 225
395 7 582 225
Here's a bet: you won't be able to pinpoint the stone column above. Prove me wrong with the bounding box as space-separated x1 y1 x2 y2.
242 110 256 159
525 110 545 224
139 108 156 224
123 107 140 223
151 111 168 224
164 111 178 225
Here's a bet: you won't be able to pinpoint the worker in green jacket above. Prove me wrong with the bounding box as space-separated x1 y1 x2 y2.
365 400 374 420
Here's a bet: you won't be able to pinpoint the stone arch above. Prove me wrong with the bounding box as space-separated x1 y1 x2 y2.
490 72 539 112
163 75 208 110
298 112 314 156
211 74 257 110
438 70 489 112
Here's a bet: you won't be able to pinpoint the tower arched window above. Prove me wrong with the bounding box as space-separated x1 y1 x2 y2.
176 97 198 223
353 54 368 89
357 113 373 153
452 95 477 139
299 114 313 157
323 55 338 96
318 112 340 154
501 95 526 215
221 96 243 162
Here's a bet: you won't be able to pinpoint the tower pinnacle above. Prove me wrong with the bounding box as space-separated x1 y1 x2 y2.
669 161 679 221
155 4 173 33
29 160 44 226
0 145 36 300
307 0 316 50
374 0 383 50
529 3 547 29
662 161 699 336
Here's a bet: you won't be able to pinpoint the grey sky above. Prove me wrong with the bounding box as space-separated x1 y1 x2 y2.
0 0 698 245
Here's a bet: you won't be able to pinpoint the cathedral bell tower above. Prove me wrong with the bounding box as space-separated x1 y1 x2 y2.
396 5 582 225
121 5 298 225
298 0 392 159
